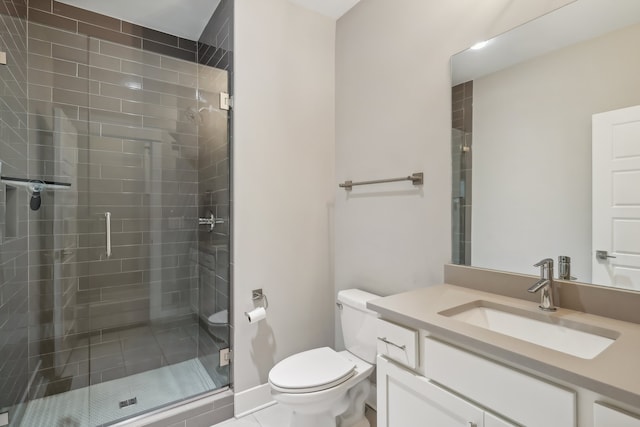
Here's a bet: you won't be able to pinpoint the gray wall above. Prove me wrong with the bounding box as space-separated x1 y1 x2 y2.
334 0 574 348
233 0 336 403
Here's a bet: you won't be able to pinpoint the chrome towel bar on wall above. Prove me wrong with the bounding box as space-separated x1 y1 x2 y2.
339 172 423 190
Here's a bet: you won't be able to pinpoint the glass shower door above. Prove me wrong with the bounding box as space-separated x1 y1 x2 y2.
5 13 230 424
81 36 230 425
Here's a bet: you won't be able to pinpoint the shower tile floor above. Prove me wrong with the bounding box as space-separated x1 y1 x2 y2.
216 403 377 427
20 358 219 427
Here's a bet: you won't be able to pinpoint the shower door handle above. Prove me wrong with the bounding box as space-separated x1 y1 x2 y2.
199 212 224 232
105 212 112 258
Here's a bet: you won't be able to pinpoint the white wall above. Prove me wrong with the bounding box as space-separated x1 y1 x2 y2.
334 0 573 344
473 23 640 282
233 0 336 395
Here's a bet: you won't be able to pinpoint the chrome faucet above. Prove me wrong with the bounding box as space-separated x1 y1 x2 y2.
528 258 557 311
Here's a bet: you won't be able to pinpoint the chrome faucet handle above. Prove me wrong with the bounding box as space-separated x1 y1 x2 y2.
533 258 554 278
533 258 553 279
533 258 554 268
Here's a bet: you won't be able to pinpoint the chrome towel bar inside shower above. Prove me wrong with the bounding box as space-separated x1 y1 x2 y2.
339 172 423 190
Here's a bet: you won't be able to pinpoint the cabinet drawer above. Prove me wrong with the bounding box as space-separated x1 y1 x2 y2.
377 356 484 427
594 402 640 426
376 319 418 369
424 337 576 427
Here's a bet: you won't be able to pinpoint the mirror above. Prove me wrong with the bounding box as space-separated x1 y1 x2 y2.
451 0 640 290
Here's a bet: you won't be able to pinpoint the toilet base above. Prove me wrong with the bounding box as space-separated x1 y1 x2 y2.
338 381 370 427
280 380 370 427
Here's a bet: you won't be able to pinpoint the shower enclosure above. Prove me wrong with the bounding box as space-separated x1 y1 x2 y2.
0 0 232 425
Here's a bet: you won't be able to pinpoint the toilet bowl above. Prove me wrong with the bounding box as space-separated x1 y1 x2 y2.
207 309 228 342
268 289 379 427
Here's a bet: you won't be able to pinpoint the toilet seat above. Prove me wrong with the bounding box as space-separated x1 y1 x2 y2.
269 347 356 394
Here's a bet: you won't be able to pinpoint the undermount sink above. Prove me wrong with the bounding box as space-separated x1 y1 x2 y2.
440 301 619 359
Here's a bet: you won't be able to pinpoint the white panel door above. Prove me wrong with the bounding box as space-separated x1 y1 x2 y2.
485 412 518 427
593 105 640 289
377 355 484 427
594 403 640 427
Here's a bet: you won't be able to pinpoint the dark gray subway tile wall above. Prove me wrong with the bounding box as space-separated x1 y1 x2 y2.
28 0 198 62
451 81 473 265
0 0 30 418
197 0 232 385
0 0 232 422
198 0 233 72
23 13 215 397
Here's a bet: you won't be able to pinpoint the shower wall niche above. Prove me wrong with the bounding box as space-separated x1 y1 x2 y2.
0 0 233 425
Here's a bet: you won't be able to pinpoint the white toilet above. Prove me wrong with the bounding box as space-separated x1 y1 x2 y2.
268 289 379 427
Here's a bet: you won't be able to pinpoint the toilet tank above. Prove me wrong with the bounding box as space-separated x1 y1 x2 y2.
338 289 380 364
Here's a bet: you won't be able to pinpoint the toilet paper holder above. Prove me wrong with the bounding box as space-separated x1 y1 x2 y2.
251 289 268 309
244 289 269 322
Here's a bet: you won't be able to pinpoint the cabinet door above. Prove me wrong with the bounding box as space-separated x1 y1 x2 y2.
377 356 484 427
424 337 575 426
594 403 640 427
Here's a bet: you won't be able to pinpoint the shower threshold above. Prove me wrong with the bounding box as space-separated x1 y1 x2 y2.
19 358 222 427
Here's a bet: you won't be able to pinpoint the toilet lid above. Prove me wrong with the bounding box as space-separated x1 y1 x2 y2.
269 347 356 393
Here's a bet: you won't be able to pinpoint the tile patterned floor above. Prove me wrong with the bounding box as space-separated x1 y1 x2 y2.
19 359 218 427
215 403 377 427
31 315 228 399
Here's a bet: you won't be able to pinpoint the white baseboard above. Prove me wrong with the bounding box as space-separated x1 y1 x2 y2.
234 384 275 418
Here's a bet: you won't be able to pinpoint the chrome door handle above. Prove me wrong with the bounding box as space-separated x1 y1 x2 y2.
105 212 112 258
377 337 406 350
596 250 616 260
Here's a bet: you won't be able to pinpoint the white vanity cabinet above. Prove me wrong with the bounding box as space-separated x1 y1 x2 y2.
594 403 640 427
376 319 576 427
424 337 576 426
377 355 515 427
